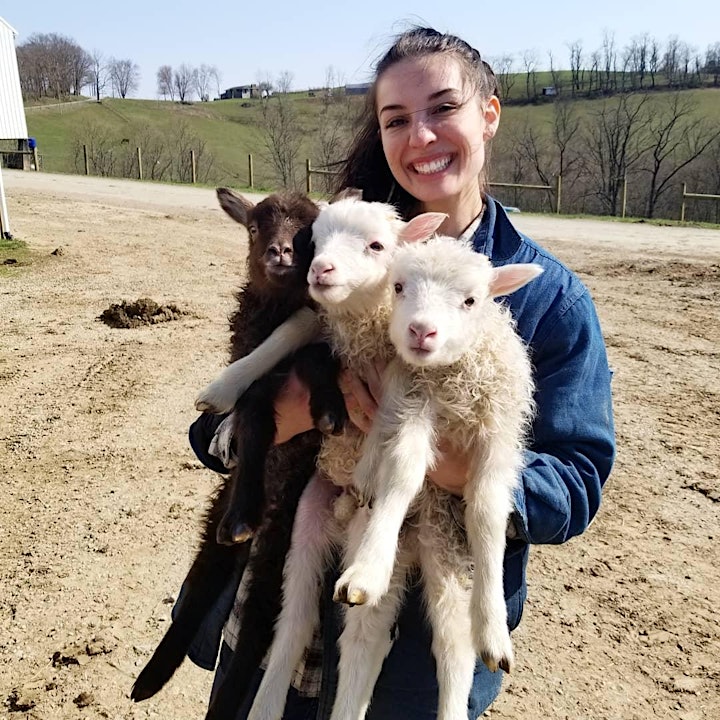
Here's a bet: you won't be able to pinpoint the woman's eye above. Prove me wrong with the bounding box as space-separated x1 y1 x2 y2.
394 283 403 294
369 241 384 251
385 116 407 129
464 297 475 307
433 102 457 115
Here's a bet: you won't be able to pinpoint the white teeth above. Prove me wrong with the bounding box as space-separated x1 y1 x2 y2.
413 156 452 175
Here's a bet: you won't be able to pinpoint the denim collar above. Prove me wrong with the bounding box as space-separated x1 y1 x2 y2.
472 195 523 263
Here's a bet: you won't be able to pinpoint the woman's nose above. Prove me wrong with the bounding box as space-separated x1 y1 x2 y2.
408 116 436 147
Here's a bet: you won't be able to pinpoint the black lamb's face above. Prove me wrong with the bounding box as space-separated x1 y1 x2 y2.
245 196 319 289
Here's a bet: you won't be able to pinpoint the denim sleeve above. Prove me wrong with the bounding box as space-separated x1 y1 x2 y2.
512 291 616 545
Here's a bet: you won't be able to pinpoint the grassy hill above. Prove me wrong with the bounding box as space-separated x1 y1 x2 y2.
18 86 720 200
22 94 364 191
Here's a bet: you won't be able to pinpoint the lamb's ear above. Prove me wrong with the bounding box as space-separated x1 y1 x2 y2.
489 264 544 298
399 212 448 244
217 187 255 227
330 187 363 203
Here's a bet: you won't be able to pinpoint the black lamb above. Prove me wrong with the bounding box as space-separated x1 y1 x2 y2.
130 188 346 707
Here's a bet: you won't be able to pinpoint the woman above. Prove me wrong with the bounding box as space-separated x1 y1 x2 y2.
189 26 615 720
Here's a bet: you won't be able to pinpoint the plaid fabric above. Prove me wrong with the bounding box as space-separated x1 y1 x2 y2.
223 559 325 698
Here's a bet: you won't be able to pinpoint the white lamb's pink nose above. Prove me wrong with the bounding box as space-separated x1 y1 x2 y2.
310 259 334 281
409 323 437 345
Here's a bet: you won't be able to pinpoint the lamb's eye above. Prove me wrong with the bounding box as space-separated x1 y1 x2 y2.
394 283 403 294
248 226 258 236
369 241 384 251
464 297 475 307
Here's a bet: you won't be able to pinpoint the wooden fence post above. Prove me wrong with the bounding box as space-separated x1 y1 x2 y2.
83 144 89 175
555 175 562 214
248 154 254 188
190 150 197 184
681 183 686 222
137 147 143 180
306 159 312 194
33 147 39 171
621 174 628 218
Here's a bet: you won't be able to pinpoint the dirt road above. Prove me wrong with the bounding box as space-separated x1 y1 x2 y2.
1 171 718 719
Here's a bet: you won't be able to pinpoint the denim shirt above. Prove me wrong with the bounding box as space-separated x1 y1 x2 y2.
183 195 616 702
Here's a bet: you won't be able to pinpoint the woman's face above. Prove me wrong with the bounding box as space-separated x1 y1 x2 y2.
376 54 500 215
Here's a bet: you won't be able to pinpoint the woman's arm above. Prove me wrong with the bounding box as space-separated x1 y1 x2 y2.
511 293 615 544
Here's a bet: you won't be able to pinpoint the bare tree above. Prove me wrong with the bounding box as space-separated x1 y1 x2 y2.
706 43 720 86
259 71 302 189
16 33 89 99
640 94 720 217
551 101 583 194
194 64 217 102
585 93 651 215
491 54 516 101
568 40 584 97
522 50 538 102
276 70 294 94
649 37 661 88
156 65 174 100
108 58 140 98
601 30 617 93
663 36 681 87
87 50 109 102
314 72 353 191
211 66 223 99
174 64 196 102
547 51 563 95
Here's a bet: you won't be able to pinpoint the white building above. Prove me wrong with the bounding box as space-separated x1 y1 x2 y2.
0 16 28 238
0 16 27 141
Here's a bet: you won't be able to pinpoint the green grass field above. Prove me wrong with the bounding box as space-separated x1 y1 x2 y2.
19 85 720 198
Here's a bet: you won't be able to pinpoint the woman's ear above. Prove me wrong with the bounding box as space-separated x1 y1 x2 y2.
482 96 501 141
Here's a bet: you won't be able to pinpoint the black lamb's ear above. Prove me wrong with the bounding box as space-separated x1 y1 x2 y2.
217 187 255 227
329 187 363 204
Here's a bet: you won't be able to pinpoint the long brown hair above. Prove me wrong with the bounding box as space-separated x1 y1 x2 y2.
332 27 499 219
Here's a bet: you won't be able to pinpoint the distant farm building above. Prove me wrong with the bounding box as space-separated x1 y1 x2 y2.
344 83 371 95
220 84 260 100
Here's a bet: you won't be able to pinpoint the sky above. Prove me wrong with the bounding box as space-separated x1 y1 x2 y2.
2 1 718 100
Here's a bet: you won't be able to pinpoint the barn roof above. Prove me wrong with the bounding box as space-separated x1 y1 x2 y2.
0 16 29 140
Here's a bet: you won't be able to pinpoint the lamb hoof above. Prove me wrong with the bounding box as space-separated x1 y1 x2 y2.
195 382 235 414
333 582 368 606
195 392 230 414
314 409 347 436
216 521 254 546
480 651 513 674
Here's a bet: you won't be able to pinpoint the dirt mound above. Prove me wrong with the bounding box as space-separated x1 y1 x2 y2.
98 298 188 328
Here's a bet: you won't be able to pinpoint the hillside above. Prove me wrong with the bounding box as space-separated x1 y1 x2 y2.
12 86 720 221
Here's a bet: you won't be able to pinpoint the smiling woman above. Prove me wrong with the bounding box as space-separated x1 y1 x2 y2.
188 25 615 720
376 56 499 237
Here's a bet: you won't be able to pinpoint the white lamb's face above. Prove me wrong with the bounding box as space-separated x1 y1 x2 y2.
389 251 491 367
307 201 401 308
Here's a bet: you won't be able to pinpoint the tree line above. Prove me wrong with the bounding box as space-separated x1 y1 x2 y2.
15 32 222 103
16 33 140 101
491 31 720 103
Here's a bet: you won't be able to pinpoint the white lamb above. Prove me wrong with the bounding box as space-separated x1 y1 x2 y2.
331 236 541 720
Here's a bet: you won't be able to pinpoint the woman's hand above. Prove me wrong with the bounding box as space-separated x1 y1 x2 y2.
273 370 314 444
339 363 385 434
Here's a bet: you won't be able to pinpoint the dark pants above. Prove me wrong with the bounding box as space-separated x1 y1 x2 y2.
210 578 505 720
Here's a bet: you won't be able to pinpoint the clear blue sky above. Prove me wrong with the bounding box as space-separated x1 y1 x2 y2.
3 1 718 99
